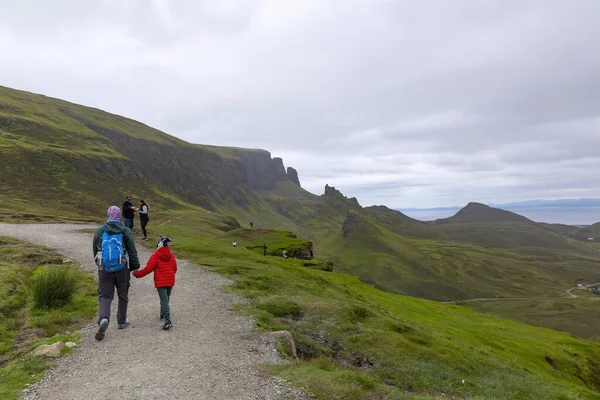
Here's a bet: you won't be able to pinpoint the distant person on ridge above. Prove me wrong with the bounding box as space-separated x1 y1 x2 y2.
263 244 267 256
138 199 150 241
250 221 253 229
122 195 136 231
93 206 140 341
133 236 177 330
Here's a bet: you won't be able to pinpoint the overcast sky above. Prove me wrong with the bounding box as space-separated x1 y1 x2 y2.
2 0 600 208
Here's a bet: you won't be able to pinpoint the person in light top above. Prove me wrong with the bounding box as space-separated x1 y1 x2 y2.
138 199 150 241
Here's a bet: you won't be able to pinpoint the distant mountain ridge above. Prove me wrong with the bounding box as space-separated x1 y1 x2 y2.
398 198 600 225
436 202 533 224
400 198 600 213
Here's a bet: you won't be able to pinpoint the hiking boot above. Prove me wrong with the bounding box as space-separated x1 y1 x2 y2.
118 321 130 330
142 237 148 241
95 319 109 341
162 320 173 330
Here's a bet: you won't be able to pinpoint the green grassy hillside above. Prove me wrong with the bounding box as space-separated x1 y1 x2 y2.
3 84 600 353
150 218 600 399
469 293 600 343
319 211 600 302
0 85 306 218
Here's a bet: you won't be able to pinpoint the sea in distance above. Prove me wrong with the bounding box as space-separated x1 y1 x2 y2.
400 206 600 226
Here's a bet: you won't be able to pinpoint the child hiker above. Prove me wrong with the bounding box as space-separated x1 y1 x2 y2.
132 236 177 330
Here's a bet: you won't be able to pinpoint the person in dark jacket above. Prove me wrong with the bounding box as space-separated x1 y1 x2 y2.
92 206 140 340
122 195 136 230
138 199 150 240
133 236 177 330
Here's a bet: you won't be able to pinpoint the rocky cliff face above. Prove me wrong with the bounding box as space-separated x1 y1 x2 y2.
286 167 300 186
324 184 360 206
72 125 303 209
0 85 305 214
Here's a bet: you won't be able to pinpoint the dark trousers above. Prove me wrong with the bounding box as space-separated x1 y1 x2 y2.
123 217 134 230
140 215 149 238
98 267 131 325
157 287 173 321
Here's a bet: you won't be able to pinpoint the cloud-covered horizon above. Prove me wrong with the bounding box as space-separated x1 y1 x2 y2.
2 0 600 208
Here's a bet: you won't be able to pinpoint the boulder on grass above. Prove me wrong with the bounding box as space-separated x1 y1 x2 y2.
32 341 65 358
266 330 297 359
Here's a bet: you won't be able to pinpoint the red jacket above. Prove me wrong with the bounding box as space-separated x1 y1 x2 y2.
133 247 177 288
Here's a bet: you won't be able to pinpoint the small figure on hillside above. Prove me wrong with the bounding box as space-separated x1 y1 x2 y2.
282 250 287 258
263 244 267 256
133 236 178 330
122 195 136 231
93 206 141 341
250 221 254 229
232 240 237 248
138 199 150 241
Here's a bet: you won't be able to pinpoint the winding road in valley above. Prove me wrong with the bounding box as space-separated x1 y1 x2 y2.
443 283 600 304
0 223 308 400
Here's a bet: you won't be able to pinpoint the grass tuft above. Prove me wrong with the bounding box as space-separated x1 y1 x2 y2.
29 265 78 309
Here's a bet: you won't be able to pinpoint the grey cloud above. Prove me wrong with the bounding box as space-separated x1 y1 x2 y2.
2 0 600 212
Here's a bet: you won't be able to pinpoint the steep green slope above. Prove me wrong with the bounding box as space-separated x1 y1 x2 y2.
154 218 600 399
0 85 306 218
469 294 600 343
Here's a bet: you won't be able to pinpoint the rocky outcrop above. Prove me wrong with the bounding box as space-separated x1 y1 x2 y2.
272 157 288 180
343 212 360 239
288 246 314 260
324 184 360 206
286 167 300 186
32 341 64 358
266 330 297 358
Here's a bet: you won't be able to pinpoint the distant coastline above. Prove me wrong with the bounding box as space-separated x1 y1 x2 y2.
398 199 600 225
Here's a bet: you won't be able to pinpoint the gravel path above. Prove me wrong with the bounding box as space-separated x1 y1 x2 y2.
0 223 307 400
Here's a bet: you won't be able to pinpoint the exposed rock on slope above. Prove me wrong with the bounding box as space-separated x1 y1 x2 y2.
287 167 300 186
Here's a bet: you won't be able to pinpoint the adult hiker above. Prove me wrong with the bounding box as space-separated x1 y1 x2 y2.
250 221 253 229
122 195 136 230
263 244 267 256
138 199 150 241
92 206 140 341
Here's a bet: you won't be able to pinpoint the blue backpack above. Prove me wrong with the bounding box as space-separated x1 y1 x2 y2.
101 231 127 272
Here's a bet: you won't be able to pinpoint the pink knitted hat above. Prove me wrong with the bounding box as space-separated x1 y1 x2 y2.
107 206 121 222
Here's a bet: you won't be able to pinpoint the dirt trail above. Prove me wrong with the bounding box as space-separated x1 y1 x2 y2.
0 223 307 400
443 283 600 304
